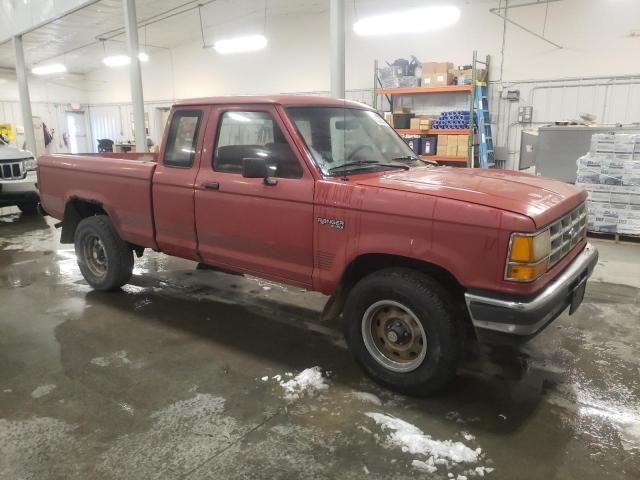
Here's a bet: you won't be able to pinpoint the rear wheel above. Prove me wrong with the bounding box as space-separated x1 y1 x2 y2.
17 202 38 215
344 268 464 396
74 215 133 291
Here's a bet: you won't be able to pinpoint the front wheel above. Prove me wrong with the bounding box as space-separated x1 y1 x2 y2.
344 268 464 396
74 215 133 291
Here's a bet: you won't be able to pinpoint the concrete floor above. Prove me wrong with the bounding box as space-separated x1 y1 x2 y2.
1 209 639 480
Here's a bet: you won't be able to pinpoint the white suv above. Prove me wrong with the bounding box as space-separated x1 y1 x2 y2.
0 136 39 214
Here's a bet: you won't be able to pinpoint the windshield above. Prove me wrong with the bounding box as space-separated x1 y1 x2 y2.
286 106 419 176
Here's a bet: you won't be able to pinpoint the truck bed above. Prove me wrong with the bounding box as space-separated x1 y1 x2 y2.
38 153 158 248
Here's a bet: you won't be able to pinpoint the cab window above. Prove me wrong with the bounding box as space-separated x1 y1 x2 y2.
214 111 302 179
163 110 202 168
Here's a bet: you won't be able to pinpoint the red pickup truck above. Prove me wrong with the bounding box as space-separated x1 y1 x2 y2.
37 96 598 395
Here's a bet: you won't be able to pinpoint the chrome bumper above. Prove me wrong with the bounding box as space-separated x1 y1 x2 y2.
465 242 599 338
0 171 38 194
0 171 38 206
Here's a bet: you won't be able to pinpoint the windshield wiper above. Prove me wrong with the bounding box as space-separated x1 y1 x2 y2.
390 155 439 167
328 160 410 174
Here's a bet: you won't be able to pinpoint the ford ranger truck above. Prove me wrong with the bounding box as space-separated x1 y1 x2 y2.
37 96 598 395
0 136 39 213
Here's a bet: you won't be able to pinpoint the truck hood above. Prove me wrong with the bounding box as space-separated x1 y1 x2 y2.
0 144 33 161
354 166 586 228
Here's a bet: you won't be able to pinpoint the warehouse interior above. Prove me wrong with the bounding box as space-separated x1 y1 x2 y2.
1 1 640 479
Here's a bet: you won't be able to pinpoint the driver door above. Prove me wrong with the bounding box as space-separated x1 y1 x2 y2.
194 105 315 288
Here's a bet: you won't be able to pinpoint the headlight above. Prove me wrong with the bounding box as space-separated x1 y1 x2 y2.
505 230 550 282
23 158 37 171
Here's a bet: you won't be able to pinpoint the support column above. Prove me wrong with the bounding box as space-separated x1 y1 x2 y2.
329 0 345 99
123 0 146 152
13 35 37 155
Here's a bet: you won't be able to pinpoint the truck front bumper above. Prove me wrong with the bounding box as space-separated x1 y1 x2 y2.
464 242 599 342
0 171 39 207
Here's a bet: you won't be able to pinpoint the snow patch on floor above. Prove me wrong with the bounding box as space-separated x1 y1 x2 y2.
31 384 56 399
349 391 383 406
90 350 132 368
365 412 481 464
279 367 329 402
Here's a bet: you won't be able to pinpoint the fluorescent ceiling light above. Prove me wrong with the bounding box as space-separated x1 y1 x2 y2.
103 55 130 67
103 52 149 67
353 6 461 36
213 34 267 54
31 63 67 75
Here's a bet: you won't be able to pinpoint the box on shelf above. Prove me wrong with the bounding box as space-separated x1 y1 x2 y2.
446 135 459 156
383 112 394 127
436 135 448 156
392 113 415 129
403 135 422 155
457 134 469 152
420 135 437 156
452 67 487 85
422 73 454 86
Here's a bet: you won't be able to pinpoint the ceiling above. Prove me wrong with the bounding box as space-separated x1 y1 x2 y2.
0 0 327 74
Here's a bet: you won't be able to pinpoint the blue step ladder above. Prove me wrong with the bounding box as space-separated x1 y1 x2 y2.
474 84 495 168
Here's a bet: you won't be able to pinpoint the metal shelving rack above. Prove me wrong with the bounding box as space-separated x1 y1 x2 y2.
374 51 490 168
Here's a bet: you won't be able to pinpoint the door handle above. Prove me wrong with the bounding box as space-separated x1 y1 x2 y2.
202 181 220 191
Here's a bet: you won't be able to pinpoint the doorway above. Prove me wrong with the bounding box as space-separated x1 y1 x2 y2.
66 111 88 153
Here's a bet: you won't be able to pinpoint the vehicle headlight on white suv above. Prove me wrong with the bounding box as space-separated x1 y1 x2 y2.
23 157 37 171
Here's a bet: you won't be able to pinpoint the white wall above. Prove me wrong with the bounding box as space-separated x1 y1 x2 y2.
85 0 640 103
0 74 89 151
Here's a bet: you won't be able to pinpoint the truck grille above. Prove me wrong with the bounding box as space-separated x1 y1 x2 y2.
548 203 588 267
0 161 24 180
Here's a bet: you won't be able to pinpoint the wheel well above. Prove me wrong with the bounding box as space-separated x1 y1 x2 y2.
60 198 107 244
321 253 468 327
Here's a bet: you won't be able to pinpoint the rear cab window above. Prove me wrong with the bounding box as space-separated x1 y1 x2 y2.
163 110 202 168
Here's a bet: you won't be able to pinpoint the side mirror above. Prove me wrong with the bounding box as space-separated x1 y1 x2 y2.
241 157 277 186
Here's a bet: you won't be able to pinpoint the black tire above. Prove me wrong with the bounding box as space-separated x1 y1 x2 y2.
74 215 133 291
17 202 39 215
344 268 464 396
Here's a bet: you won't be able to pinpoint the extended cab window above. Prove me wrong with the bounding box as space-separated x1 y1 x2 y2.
214 111 302 179
163 110 202 167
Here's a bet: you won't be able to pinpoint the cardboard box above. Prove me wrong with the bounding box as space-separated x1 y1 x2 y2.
421 62 437 74
419 118 433 130
435 62 454 73
452 67 487 84
446 135 459 156
436 134 448 156
422 73 454 86
457 135 469 151
393 106 412 114
409 118 422 130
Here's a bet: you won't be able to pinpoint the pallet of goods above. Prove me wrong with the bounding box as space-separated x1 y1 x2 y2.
576 133 640 236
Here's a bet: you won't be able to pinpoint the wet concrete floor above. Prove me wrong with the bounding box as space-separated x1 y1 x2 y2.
1 210 639 479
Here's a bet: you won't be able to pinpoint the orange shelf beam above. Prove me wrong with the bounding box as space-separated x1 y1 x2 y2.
376 85 472 95
396 129 470 135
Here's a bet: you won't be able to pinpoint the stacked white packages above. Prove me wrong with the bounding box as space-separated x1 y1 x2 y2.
576 133 640 235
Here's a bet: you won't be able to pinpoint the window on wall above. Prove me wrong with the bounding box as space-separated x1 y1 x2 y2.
163 110 202 167
214 111 302 179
